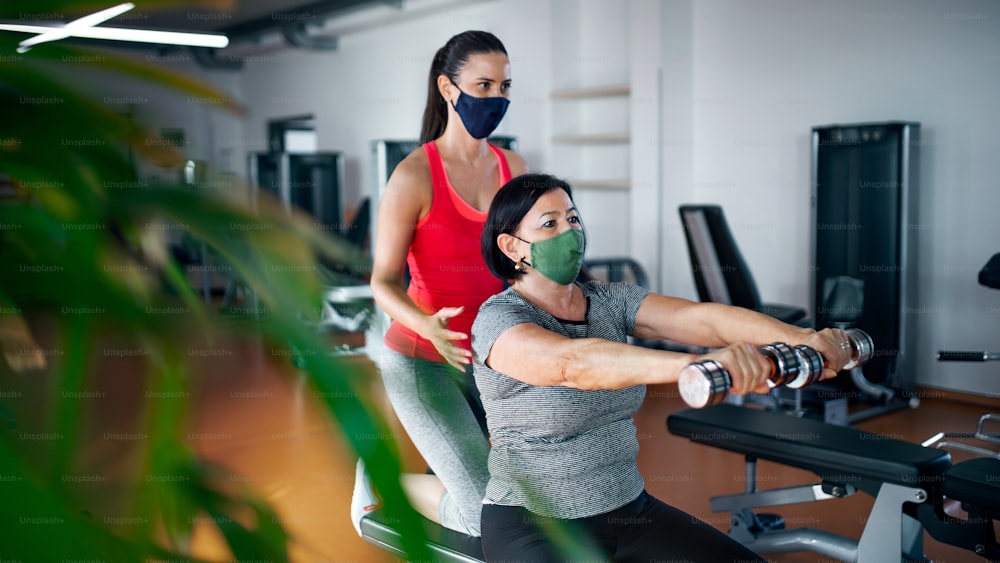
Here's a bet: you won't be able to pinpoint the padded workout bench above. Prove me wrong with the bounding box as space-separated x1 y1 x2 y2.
360 508 484 562
667 404 1000 562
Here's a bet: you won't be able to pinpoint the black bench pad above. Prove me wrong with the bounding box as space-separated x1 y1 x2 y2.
360 508 484 562
667 405 952 487
943 457 1000 517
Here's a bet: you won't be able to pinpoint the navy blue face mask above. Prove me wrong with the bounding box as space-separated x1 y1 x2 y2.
449 80 510 139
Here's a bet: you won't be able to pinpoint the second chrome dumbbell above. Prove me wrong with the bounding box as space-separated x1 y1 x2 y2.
784 327 875 389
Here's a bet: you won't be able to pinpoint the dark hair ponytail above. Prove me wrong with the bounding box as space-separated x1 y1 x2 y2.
420 30 508 145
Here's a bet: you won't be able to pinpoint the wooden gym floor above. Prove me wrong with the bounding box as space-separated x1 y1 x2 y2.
3 330 997 562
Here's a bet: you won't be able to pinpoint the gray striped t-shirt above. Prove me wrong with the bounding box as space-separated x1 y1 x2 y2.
471 280 650 519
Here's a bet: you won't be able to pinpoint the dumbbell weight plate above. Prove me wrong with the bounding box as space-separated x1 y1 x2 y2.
787 345 824 389
760 342 801 388
843 328 874 370
678 360 730 408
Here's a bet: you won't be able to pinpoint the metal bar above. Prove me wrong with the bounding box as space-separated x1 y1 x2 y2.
744 528 857 561
710 483 845 513
856 482 927 563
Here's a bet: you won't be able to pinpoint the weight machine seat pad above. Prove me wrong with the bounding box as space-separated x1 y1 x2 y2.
360 508 484 562
667 405 952 487
943 458 1000 517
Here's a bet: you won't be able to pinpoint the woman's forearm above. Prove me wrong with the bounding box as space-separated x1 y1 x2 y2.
635 295 813 349
694 303 813 347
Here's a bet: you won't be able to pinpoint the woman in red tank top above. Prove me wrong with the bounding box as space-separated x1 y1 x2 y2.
351 31 526 539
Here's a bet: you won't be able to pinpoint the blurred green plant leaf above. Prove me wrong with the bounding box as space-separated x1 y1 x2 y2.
0 0 433 559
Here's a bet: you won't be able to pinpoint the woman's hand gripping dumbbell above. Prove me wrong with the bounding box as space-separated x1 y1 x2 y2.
677 328 874 409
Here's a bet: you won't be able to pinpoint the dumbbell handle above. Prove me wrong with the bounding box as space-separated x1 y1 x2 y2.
677 329 874 409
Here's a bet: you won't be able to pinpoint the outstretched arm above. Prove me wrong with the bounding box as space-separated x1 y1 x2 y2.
485 322 772 394
483 288 853 393
632 294 850 379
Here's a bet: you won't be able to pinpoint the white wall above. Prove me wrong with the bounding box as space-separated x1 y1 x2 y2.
235 0 553 213
69 0 1000 397
656 0 1000 396
229 0 1000 397
548 0 633 261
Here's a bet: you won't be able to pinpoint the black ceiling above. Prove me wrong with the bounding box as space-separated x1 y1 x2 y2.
1 0 403 67
88 0 399 39
0 0 404 69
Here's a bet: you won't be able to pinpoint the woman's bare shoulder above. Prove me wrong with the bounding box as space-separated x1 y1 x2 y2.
499 147 529 176
385 145 432 194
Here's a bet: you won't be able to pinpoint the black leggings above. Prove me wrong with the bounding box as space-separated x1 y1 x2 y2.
480 490 765 563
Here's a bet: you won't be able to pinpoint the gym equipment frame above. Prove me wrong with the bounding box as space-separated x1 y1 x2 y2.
668 404 1000 561
811 122 921 423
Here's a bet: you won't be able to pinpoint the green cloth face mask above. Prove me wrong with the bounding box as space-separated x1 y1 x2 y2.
516 228 587 285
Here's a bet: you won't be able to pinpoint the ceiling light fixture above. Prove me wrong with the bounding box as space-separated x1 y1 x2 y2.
0 2 229 53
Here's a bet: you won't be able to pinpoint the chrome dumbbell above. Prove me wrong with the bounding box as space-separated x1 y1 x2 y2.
785 328 875 389
678 342 818 408
677 329 874 409
839 327 874 370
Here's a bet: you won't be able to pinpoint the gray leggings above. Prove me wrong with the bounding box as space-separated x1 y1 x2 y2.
379 347 490 536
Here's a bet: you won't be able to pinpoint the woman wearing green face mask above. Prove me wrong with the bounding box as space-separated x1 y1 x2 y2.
472 173 852 561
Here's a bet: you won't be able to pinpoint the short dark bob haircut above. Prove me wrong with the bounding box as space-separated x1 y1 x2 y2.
481 173 574 281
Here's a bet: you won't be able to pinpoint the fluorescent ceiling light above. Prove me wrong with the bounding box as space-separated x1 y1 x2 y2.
0 2 228 53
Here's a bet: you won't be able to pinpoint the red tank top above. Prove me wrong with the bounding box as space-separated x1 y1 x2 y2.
383 141 511 363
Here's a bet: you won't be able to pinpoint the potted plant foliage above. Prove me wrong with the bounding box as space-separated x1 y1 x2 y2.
0 1 429 559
